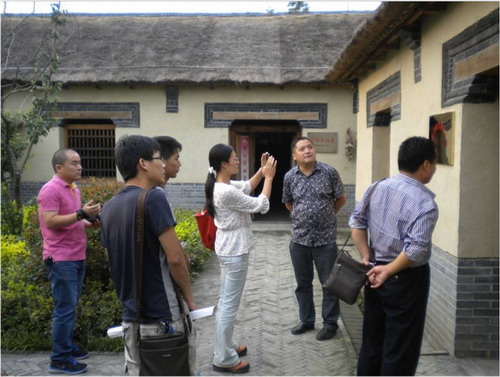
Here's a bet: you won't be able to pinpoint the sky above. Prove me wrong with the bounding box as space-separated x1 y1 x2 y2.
2 1 382 14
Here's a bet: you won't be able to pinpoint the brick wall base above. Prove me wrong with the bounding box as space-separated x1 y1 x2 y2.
6 181 46 205
17 182 356 224
165 182 356 229
426 245 499 358
165 183 206 210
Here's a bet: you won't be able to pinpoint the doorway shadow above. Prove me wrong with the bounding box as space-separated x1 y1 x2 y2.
253 131 295 222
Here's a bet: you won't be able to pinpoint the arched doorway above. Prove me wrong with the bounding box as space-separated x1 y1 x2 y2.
229 120 301 221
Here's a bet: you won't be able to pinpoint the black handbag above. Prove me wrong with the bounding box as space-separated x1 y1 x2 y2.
323 236 371 305
135 190 190 376
323 179 385 305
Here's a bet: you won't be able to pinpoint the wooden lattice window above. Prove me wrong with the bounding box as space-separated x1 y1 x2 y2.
65 125 116 178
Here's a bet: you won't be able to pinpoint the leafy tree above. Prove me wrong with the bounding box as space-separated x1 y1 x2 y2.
1 4 67 233
288 1 309 13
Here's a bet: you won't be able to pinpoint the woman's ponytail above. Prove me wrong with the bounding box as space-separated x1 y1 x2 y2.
205 171 216 218
204 144 234 218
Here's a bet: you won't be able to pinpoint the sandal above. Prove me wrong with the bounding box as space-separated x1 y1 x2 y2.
236 345 248 357
213 361 250 374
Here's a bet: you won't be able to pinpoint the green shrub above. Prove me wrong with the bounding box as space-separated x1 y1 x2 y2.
2 178 124 351
1 179 212 351
1 184 23 236
1 235 28 264
1 235 52 350
74 280 123 352
79 178 125 286
174 209 212 278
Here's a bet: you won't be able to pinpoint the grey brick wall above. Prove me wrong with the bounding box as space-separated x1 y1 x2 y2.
441 10 499 107
414 46 422 83
426 245 499 358
7 181 46 204
165 183 206 210
205 103 328 129
57 102 140 128
164 182 356 230
337 183 355 230
366 72 401 127
19 182 356 221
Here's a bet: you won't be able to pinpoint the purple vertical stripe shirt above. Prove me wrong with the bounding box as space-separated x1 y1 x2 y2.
349 174 438 266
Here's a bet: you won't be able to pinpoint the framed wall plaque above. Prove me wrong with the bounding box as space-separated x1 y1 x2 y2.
307 132 338 153
429 112 454 165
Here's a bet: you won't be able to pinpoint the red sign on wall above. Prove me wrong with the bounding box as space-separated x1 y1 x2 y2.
240 136 250 180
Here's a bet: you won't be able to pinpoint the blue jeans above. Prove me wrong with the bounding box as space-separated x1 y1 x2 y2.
289 241 339 330
46 259 85 362
213 254 249 368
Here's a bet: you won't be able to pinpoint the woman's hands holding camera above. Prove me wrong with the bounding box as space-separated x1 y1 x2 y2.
261 152 277 180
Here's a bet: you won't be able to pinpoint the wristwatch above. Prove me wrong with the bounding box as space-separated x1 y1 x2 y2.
76 209 86 221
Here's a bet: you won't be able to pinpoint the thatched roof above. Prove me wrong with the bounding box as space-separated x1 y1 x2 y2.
2 12 370 86
325 2 448 83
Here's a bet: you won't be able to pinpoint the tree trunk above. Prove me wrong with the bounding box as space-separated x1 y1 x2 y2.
14 172 23 211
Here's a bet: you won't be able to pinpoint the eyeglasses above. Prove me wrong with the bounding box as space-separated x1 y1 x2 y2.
150 157 165 162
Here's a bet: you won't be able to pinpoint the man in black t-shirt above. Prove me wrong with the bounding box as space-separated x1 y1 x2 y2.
100 135 197 375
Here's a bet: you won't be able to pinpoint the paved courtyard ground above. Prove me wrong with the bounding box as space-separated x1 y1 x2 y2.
1 222 498 376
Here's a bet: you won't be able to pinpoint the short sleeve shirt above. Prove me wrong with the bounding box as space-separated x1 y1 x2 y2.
100 186 179 323
37 175 86 261
282 162 344 247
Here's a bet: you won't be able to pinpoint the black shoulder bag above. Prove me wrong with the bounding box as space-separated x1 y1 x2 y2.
135 190 190 376
323 179 384 305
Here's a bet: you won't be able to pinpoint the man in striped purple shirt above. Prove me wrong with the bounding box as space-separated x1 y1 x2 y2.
349 136 438 376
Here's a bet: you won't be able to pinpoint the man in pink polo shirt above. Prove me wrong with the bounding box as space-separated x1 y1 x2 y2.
38 148 101 375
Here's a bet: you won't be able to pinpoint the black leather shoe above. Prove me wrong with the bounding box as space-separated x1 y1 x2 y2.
316 326 337 341
291 322 315 335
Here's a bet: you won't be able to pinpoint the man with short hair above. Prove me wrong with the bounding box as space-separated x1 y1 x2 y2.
38 148 101 375
153 135 182 183
282 136 346 341
350 136 439 376
100 135 197 375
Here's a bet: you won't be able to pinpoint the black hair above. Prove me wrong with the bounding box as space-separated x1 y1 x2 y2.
290 136 314 152
398 136 437 173
114 135 160 182
153 136 182 160
204 143 234 218
51 148 77 172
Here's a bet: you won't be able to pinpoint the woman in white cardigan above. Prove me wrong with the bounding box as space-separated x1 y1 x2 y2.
205 143 276 374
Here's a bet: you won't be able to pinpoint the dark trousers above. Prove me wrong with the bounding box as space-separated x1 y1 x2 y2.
357 263 430 376
289 240 340 329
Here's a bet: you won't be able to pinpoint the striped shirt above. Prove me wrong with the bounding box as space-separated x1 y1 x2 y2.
349 174 438 267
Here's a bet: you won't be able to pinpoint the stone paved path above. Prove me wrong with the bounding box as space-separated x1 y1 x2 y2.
192 226 356 376
1 222 496 376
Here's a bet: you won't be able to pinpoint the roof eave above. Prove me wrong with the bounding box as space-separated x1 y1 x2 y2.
325 2 446 83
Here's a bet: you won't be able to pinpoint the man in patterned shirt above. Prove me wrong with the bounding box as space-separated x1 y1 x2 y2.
349 136 438 376
282 137 346 341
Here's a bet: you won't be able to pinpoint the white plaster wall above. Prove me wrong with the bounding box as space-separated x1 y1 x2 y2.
353 2 498 257
459 101 499 258
5 84 357 185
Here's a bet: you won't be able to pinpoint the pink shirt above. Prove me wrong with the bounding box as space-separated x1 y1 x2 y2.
37 175 86 262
